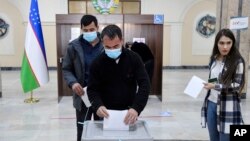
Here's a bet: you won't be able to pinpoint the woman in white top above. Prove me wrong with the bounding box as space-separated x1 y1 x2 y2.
201 28 245 141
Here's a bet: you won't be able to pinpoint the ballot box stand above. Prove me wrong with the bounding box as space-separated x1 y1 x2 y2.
82 120 153 141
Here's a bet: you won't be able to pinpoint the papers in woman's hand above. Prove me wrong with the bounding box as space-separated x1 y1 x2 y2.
184 75 206 98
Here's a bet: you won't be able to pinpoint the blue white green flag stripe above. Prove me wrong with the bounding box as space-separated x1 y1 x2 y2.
21 0 49 93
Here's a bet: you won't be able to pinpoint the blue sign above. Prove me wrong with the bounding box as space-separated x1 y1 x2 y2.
154 14 164 24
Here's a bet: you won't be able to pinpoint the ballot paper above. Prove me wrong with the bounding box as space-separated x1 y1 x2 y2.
103 110 129 131
81 87 91 107
184 75 206 98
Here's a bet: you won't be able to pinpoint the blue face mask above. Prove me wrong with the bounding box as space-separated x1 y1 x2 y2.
105 47 122 59
83 31 97 42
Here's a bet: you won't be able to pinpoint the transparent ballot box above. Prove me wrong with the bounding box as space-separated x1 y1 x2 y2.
82 120 153 141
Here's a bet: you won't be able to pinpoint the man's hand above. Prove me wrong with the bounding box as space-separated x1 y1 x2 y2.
124 108 138 125
97 106 109 118
72 83 84 96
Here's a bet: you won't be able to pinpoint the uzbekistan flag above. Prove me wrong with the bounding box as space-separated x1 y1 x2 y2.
21 0 49 93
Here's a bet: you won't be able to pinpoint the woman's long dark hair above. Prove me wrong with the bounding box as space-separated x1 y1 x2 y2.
210 28 245 93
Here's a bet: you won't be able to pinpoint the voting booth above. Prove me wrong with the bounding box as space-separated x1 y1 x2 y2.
82 120 153 141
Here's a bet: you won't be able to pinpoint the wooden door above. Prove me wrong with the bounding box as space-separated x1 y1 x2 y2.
124 15 163 99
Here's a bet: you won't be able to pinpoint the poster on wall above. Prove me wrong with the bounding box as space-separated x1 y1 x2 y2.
69 27 80 42
230 16 248 30
133 38 145 43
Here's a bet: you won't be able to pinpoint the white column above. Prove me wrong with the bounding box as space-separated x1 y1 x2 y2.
169 23 183 66
216 0 250 98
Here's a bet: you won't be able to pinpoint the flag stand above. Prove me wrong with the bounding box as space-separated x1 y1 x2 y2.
24 91 39 103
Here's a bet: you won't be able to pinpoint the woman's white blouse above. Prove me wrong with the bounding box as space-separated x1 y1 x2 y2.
208 60 224 103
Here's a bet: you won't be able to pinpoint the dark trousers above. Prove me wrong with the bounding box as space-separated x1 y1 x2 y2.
76 101 100 141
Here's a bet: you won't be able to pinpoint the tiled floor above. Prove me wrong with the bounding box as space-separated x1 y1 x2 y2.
0 69 249 141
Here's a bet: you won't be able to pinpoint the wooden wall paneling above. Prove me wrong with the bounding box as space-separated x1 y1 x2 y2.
124 14 154 24
56 24 75 102
94 14 124 32
95 14 123 24
143 24 163 99
56 23 63 102
56 14 83 102
68 0 141 14
122 2 140 14
56 14 82 24
124 15 163 99
68 1 86 14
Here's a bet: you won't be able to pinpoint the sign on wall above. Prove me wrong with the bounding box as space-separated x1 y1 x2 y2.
230 16 248 30
154 14 164 24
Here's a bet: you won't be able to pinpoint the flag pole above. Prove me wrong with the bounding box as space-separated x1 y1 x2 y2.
24 91 39 103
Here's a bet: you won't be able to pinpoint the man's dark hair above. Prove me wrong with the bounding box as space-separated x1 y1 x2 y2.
80 15 98 28
101 24 122 40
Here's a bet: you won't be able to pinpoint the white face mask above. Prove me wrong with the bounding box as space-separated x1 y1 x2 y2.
104 47 122 59
83 31 97 42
